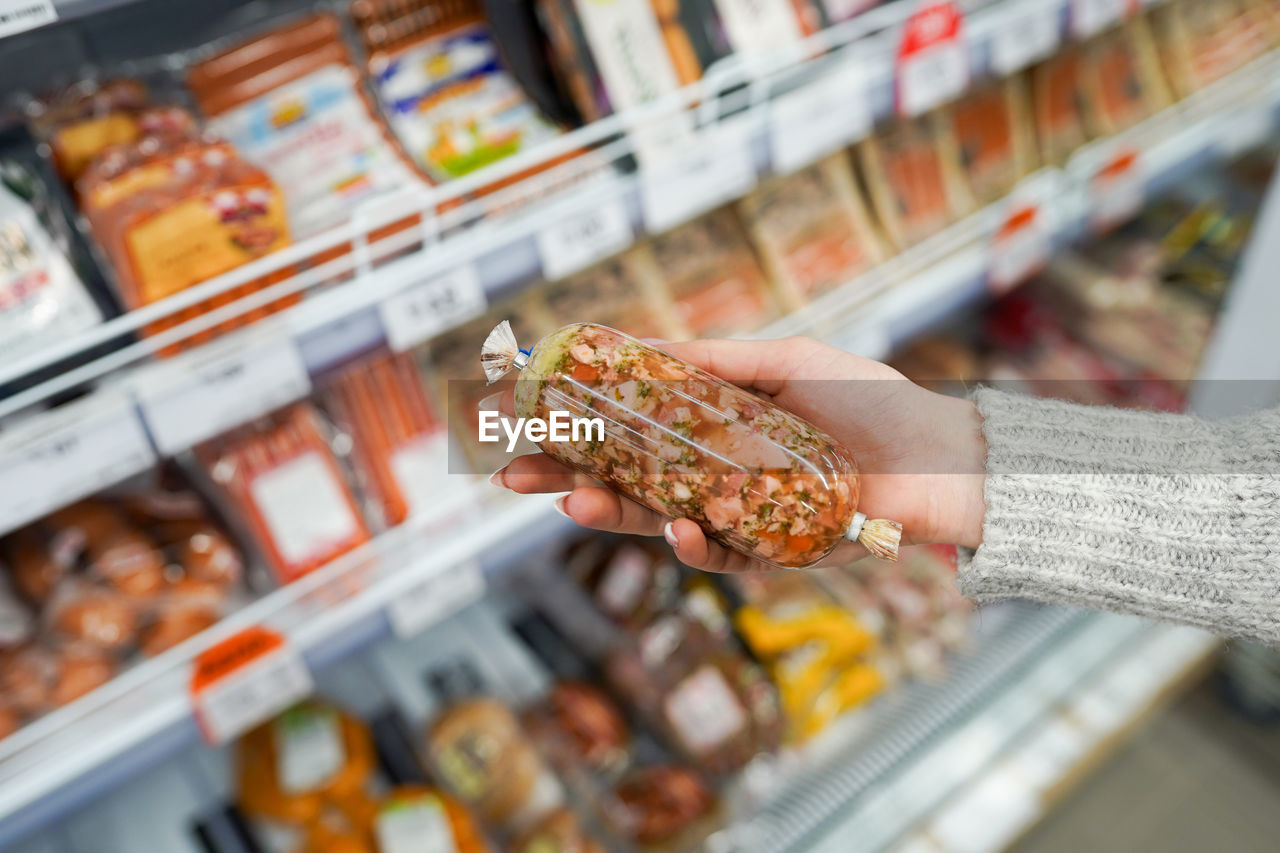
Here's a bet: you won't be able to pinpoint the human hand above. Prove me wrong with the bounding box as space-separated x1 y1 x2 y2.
485 336 987 572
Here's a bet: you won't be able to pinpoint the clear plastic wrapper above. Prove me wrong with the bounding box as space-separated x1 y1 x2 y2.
486 322 902 569
941 78 1036 207
1031 47 1089 165
1078 20 1173 138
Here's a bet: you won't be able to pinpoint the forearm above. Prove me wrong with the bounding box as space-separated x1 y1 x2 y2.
958 388 1280 644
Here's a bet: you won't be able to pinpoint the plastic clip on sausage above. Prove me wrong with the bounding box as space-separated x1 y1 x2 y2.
481 321 902 568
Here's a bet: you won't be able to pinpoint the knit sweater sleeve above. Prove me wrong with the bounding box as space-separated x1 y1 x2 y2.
956 387 1280 645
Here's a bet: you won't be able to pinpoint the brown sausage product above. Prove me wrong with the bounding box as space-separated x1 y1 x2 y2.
6 531 72 605
1152 0 1276 98
648 207 779 337
940 78 1036 208
738 154 888 310
858 115 973 251
189 13 417 239
1078 19 1173 139
139 604 220 657
1031 47 1089 166
86 529 167 599
197 403 371 584
608 764 716 846
47 582 139 651
50 645 117 706
323 353 446 528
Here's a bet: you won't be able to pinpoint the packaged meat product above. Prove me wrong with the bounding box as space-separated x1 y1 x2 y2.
858 115 973 251
83 136 294 353
0 703 19 740
358 1 561 183
1153 0 1277 98
0 181 103 364
648 208 779 337
565 537 682 630
46 581 139 651
940 78 1036 208
511 807 606 853
139 602 220 657
197 403 371 584
5 530 71 605
604 610 782 774
49 644 116 706
0 645 55 714
737 154 887 310
1031 47 1089 165
423 660 564 832
605 764 716 847
238 701 377 825
529 247 687 342
535 0 703 120
731 572 881 741
485 322 903 568
189 13 417 238
1078 20 1173 138
0 574 32 649
374 786 487 853
321 353 450 529
33 79 150 182
85 529 167 598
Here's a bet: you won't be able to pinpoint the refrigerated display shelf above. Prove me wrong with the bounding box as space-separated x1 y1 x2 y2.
0 0 1190 421
0 39 1276 847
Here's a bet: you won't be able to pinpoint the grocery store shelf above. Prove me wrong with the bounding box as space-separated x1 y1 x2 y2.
734 608 1217 853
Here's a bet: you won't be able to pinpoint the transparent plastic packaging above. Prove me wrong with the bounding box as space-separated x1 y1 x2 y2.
483 322 901 568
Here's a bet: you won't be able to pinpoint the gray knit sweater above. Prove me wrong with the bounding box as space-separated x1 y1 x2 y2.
957 388 1280 645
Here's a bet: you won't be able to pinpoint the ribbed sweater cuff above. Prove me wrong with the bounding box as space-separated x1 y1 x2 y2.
956 387 1280 645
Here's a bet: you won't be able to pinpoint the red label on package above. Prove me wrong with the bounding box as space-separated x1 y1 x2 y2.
988 204 1048 294
190 626 312 744
1089 147 1143 233
897 2 969 117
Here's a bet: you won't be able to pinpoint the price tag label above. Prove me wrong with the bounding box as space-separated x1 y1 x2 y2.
988 203 1049 294
897 2 969 117
380 264 487 352
1089 147 1144 233
0 0 56 39
770 61 872 175
387 561 485 639
1070 0 1133 39
134 330 311 455
641 120 757 234
190 626 313 745
536 200 633 280
992 2 1061 75
0 392 155 535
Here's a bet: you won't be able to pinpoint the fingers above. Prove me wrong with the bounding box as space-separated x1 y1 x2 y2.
661 518 760 573
477 385 516 417
657 339 808 396
493 453 595 493
558 487 669 537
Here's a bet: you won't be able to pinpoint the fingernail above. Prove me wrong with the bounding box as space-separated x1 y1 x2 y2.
488 466 507 488
554 496 571 518
477 391 504 412
663 521 679 550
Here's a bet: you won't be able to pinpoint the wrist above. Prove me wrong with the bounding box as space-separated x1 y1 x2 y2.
931 395 988 549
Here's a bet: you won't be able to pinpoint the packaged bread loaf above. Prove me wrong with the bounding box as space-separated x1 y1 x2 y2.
484 321 903 567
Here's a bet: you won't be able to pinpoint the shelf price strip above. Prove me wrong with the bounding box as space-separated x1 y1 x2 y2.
1089 147 1144 233
381 264 487 352
536 200 634 281
988 203 1049 294
991 0 1062 75
641 119 757 234
134 329 312 455
387 561 486 639
0 391 155 535
897 1 969 117
190 625 313 745
770 60 872 175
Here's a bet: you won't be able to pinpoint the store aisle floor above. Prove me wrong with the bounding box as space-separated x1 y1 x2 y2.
1013 676 1280 853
